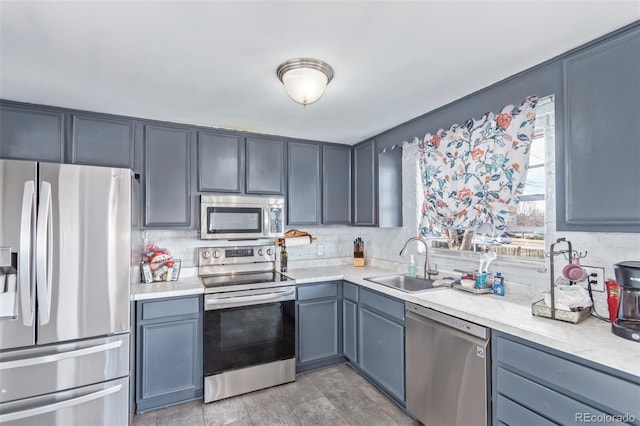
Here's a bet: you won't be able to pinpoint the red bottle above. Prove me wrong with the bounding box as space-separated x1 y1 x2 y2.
605 279 621 323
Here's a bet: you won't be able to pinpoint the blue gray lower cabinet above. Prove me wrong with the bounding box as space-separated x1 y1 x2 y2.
356 287 405 405
136 295 203 412
296 281 344 372
492 331 640 426
342 298 358 363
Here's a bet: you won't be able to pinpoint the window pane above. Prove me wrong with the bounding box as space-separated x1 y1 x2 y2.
521 166 545 196
529 136 545 166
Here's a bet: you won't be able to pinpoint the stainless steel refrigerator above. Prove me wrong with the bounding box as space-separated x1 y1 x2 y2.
0 160 136 425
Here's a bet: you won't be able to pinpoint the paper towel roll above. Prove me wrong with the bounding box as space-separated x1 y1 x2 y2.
285 236 312 247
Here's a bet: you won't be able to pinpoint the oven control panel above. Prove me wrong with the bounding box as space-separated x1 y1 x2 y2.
198 245 276 267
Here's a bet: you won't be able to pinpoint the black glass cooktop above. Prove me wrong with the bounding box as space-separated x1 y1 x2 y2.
202 271 292 288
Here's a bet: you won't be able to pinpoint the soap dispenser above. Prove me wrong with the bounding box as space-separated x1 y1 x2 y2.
408 255 416 278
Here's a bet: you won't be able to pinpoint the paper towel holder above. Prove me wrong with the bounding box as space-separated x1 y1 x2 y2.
277 229 317 246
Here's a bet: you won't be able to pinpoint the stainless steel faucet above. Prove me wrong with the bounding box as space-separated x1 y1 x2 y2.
399 237 439 280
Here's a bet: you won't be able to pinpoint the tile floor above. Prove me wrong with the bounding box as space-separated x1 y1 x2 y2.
132 363 419 426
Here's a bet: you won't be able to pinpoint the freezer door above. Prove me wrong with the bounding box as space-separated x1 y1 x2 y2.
37 163 131 344
0 160 37 350
0 333 129 404
0 377 128 426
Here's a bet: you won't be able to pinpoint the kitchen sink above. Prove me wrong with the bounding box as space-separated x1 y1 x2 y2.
364 275 441 293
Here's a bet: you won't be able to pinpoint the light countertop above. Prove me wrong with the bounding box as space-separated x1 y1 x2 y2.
130 276 204 301
129 264 640 378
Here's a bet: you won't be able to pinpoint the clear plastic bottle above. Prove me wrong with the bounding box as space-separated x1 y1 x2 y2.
493 272 505 296
408 255 416 278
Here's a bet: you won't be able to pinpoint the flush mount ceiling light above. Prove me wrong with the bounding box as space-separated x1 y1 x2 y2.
277 58 334 106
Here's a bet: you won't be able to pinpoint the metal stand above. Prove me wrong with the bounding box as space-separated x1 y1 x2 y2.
532 238 589 323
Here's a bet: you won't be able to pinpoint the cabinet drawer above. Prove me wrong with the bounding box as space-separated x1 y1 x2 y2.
496 335 639 419
359 288 404 322
140 296 200 320
343 281 358 302
496 367 608 424
495 394 555 426
297 282 339 301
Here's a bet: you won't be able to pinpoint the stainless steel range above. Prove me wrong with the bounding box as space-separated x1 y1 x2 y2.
199 244 296 403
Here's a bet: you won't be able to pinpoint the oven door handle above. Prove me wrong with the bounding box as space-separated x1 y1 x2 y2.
205 289 295 309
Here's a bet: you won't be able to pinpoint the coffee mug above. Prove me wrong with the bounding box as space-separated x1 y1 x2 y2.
562 258 587 282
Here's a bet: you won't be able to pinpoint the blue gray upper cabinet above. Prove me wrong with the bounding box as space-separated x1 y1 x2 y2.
287 142 321 225
353 140 377 226
322 144 351 225
70 114 135 169
198 131 243 193
561 27 640 232
0 103 64 163
245 137 285 195
144 125 191 227
378 147 403 228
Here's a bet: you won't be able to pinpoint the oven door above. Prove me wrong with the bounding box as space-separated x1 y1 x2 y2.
203 287 295 376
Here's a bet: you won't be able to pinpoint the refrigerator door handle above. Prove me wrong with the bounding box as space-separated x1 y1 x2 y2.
36 181 53 325
0 384 122 423
0 339 123 370
19 181 36 326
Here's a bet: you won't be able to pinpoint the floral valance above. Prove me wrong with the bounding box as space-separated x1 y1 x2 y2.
418 96 538 236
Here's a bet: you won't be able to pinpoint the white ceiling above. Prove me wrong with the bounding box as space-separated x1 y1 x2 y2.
1 1 639 145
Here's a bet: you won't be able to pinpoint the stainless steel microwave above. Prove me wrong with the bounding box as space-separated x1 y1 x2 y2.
200 195 285 240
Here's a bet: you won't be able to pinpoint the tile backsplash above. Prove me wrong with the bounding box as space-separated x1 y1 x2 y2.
145 139 638 304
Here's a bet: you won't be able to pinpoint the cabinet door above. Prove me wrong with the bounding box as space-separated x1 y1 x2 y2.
358 306 405 402
198 131 243 193
343 299 357 363
0 103 64 162
561 28 640 231
297 299 339 364
144 125 191 227
353 140 377 226
70 114 135 168
288 142 320 225
245 137 285 195
322 144 351 224
378 147 402 227
138 317 202 411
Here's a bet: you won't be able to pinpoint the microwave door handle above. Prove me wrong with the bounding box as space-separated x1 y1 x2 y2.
19 181 36 326
206 289 295 306
36 181 53 325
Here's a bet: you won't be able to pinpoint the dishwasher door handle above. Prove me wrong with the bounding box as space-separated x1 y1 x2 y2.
406 311 489 348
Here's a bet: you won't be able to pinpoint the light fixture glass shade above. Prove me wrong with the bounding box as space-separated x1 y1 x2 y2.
277 58 333 106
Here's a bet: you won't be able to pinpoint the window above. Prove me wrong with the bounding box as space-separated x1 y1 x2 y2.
419 95 554 259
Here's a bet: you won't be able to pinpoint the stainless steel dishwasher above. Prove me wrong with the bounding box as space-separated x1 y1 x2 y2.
406 302 491 426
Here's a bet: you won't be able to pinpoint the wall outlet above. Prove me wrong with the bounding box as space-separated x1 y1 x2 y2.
317 243 325 256
581 265 605 292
